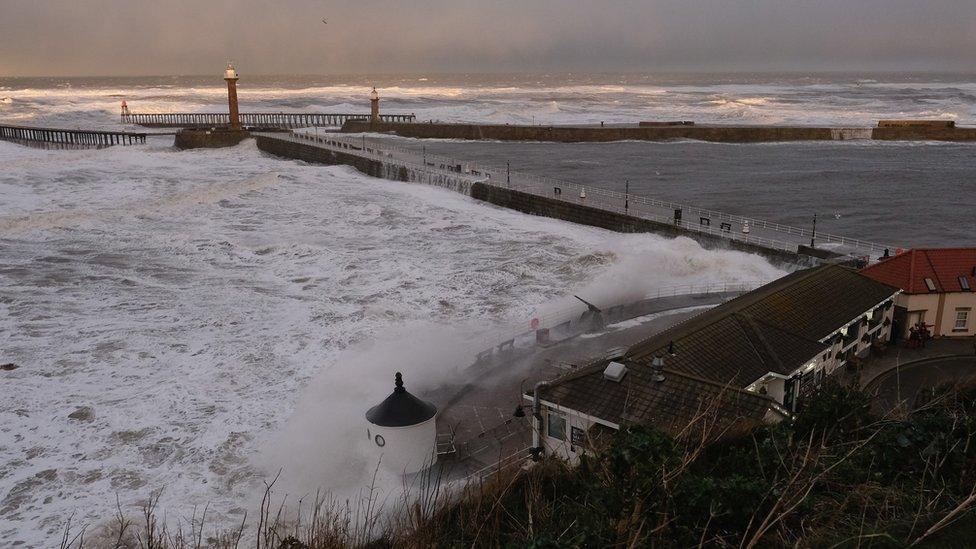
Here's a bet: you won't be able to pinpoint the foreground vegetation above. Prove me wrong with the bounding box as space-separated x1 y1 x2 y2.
66 380 976 547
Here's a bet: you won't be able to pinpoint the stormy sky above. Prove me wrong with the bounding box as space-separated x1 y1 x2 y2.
1 0 974 76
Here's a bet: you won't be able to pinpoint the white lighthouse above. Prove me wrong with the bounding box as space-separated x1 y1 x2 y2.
365 372 438 475
370 87 380 122
224 63 242 131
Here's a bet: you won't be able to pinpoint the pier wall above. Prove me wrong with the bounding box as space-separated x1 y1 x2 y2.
254 134 807 267
174 129 250 149
255 134 389 178
342 120 976 143
469 183 803 265
871 126 976 141
341 120 833 143
253 134 475 194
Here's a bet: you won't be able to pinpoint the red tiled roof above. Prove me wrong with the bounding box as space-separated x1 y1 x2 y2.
860 248 976 294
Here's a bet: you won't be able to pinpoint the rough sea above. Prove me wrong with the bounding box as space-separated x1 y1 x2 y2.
0 73 973 545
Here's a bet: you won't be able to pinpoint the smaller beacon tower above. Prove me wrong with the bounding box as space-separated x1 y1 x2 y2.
224 63 242 131
370 87 380 122
365 372 438 475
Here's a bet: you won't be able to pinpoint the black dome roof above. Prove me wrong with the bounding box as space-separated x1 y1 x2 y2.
365 372 437 427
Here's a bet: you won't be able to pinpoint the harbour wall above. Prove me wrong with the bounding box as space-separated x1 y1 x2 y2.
174 129 250 149
253 134 808 267
253 134 475 194
341 120 976 143
468 183 802 265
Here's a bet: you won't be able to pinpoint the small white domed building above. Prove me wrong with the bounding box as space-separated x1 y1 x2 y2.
365 372 438 475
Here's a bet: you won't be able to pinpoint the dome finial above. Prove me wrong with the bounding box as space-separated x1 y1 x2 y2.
394 372 404 392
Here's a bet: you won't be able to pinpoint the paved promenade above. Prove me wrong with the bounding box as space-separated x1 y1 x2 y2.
861 338 976 413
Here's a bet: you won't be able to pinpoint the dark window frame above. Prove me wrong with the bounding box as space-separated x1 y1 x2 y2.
547 410 567 441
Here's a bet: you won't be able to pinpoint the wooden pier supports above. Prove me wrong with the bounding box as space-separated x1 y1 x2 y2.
0 124 146 148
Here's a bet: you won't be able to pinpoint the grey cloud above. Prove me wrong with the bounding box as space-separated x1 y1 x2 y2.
1 0 974 76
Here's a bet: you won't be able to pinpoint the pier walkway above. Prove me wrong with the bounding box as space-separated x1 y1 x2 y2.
0 124 146 147
121 112 415 129
256 130 894 265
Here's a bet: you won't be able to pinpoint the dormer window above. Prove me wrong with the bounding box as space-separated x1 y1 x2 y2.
924 278 937 292
960 276 971 291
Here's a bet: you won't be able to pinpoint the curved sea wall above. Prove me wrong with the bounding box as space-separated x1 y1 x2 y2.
254 134 810 268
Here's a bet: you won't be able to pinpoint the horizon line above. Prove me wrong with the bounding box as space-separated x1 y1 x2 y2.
5 69 976 80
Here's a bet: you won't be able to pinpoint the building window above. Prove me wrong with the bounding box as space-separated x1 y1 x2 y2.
924 278 937 292
960 277 971 291
547 410 567 441
955 309 971 332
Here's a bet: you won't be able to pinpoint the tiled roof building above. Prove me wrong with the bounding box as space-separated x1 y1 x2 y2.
860 248 976 338
528 265 899 461
860 248 976 294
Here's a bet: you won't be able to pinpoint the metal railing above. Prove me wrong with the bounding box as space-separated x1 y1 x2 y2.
464 279 767 364
527 280 767 332
121 112 416 128
463 447 532 483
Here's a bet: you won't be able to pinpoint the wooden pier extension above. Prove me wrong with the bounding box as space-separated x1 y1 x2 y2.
0 124 147 147
121 112 416 129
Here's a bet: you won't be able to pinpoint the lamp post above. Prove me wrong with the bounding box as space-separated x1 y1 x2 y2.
625 180 630 213
810 213 818 248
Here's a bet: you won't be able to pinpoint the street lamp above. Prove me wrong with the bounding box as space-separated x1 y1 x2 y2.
810 213 818 248
625 180 630 213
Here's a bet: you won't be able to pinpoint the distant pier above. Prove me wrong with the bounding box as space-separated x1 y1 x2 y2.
0 124 146 147
121 112 415 129
340 119 976 143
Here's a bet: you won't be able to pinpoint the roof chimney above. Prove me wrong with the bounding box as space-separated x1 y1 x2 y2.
603 361 627 382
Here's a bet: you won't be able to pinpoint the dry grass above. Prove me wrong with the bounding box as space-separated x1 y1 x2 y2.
56 380 976 548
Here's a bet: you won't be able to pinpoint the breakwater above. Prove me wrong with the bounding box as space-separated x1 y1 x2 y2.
253 132 893 267
253 133 476 195
341 120 976 143
468 183 801 263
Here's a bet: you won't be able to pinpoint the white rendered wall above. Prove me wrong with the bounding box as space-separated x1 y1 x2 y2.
365 416 437 475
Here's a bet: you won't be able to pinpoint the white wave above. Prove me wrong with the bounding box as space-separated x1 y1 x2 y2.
0 134 783 545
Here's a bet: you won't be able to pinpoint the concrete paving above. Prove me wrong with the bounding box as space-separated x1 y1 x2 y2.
861 337 976 413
